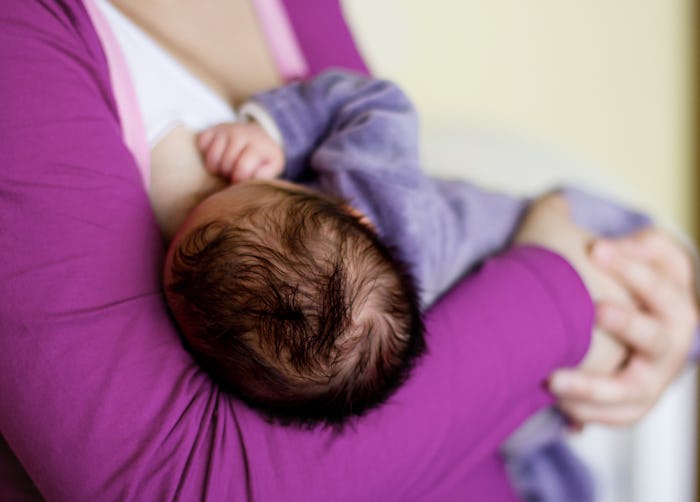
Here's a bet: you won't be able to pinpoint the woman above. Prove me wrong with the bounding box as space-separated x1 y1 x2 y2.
0 1 695 500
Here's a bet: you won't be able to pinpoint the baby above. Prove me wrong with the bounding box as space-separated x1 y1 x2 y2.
163 70 647 426
165 178 425 426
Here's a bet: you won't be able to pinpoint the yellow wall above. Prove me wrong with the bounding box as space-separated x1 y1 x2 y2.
343 0 696 231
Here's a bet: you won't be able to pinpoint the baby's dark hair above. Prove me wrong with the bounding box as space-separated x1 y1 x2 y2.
165 183 425 427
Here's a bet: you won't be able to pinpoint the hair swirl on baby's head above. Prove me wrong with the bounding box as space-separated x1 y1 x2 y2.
165 183 425 427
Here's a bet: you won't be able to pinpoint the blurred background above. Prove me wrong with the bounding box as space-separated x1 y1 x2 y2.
342 1 698 501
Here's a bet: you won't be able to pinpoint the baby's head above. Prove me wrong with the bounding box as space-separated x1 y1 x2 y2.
164 180 425 426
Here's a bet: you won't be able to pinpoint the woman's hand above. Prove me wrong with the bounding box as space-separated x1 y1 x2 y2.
549 228 699 426
514 193 633 374
197 122 284 183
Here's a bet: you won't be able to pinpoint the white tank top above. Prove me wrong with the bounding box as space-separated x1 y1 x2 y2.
94 0 238 148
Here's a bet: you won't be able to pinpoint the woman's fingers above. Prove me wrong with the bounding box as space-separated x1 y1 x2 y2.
594 237 698 342
549 368 645 406
629 229 694 288
554 229 699 427
557 399 646 427
597 229 694 290
596 302 668 358
550 355 660 425
592 241 685 318
553 354 667 426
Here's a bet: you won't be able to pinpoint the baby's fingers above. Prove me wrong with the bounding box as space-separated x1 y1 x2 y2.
231 146 261 184
252 161 281 180
219 138 247 179
202 132 228 173
197 129 216 151
251 149 284 180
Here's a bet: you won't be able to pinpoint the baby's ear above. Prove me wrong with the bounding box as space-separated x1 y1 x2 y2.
344 205 373 230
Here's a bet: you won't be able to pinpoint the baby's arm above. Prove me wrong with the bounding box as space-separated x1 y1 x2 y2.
198 71 405 185
197 120 284 184
247 70 423 181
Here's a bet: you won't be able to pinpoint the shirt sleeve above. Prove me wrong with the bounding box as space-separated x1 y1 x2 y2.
0 2 594 500
251 70 421 181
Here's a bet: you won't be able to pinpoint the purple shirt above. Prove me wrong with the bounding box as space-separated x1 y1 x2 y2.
0 2 594 500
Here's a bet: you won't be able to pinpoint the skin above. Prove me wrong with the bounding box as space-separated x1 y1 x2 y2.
198 122 284 183
111 0 282 104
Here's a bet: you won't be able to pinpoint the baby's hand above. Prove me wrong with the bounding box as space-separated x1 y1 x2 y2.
197 122 284 184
